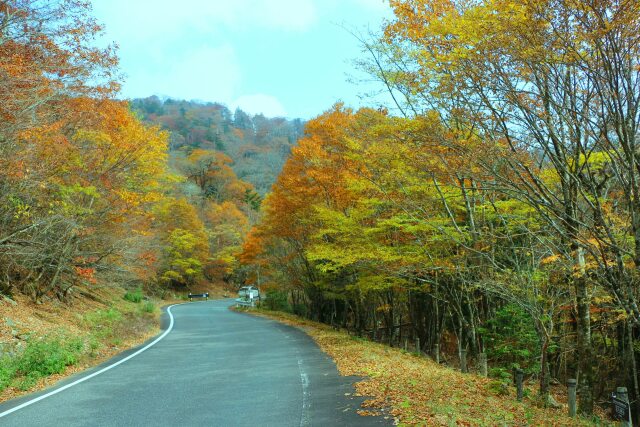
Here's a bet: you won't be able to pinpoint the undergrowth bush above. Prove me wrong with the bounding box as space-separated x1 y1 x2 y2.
84 307 122 340
263 290 291 312
123 288 143 303
479 304 540 375
0 336 85 392
16 336 83 377
0 355 17 391
141 301 156 313
292 303 308 317
1 303 158 394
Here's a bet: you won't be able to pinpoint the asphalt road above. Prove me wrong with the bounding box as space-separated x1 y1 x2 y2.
0 299 388 426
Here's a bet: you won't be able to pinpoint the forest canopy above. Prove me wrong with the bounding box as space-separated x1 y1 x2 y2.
131 97 305 195
239 0 640 418
4 0 640 422
0 1 300 301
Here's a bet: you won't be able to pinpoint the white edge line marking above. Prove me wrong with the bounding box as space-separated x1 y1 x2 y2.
0 303 183 418
297 357 311 427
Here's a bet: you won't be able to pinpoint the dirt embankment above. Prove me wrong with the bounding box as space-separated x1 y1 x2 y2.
0 286 164 403
0 281 234 404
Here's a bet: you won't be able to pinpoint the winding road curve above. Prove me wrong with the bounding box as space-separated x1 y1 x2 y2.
0 300 388 426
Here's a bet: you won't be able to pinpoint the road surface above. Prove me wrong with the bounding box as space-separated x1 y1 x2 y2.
0 300 388 426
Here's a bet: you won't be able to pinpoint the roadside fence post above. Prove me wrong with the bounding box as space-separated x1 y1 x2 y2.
478 352 488 377
616 386 632 427
567 379 576 417
515 369 524 401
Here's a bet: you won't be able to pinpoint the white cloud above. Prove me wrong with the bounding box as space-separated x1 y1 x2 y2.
232 94 287 117
91 0 390 117
92 0 317 108
123 44 241 102
92 0 317 43
249 0 317 32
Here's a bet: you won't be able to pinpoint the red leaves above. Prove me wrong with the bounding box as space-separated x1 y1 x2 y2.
137 251 158 267
74 266 96 283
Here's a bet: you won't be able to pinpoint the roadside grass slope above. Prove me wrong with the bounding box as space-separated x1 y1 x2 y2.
0 287 163 403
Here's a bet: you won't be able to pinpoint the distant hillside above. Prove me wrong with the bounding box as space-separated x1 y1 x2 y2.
131 96 305 194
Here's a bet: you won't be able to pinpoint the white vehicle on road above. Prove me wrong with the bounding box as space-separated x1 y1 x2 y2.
236 286 260 307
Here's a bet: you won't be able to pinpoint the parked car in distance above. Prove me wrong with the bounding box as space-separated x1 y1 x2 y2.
236 286 260 307
238 286 260 300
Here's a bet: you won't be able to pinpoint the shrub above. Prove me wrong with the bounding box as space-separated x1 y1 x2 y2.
84 307 122 339
141 301 156 313
87 336 101 357
17 372 41 391
85 307 122 326
263 290 291 312
123 288 143 303
479 304 540 374
0 356 17 392
0 335 86 392
487 379 510 396
292 303 308 317
15 337 83 380
489 366 512 381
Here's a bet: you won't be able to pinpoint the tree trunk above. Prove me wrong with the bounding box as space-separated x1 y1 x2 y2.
627 322 640 423
539 337 550 401
575 275 593 415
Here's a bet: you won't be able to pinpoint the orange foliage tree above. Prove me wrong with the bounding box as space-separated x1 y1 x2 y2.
0 1 171 299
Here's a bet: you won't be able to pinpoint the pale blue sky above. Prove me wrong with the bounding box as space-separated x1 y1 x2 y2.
91 0 392 119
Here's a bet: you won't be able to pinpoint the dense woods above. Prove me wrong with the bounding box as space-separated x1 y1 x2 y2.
240 0 640 419
5 0 640 422
131 97 304 195
128 97 306 284
0 0 157 298
0 1 279 301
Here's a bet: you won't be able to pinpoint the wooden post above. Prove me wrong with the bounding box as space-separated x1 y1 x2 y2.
404 338 408 351
567 379 577 417
617 387 632 427
415 337 421 355
515 369 524 401
478 352 488 377
434 344 440 364
460 349 468 373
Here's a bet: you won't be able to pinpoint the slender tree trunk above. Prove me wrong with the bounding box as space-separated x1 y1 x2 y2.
539 337 550 401
627 322 640 423
575 273 594 415
372 306 378 341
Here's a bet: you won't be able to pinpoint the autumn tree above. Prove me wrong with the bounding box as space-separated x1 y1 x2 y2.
0 1 173 300
358 0 640 413
180 149 253 204
152 197 209 287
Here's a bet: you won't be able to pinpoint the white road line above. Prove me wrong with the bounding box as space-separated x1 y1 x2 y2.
0 303 183 419
298 357 311 427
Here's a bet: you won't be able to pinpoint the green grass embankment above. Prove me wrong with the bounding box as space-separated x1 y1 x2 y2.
0 288 160 401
